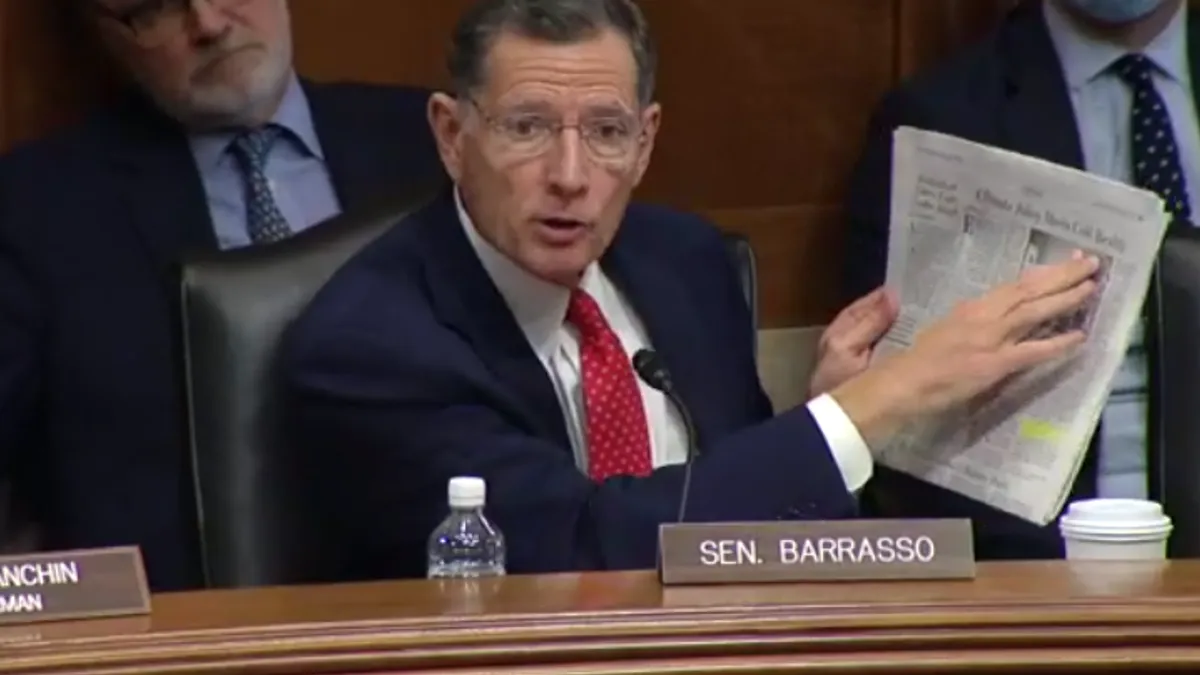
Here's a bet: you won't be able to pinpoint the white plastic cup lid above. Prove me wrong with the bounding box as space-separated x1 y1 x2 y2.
448 476 486 508
1059 498 1172 541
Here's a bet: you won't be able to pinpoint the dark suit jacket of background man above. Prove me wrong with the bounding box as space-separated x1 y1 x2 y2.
280 189 859 581
0 80 444 591
841 0 1200 559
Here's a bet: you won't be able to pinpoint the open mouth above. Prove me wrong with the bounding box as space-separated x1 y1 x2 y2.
535 217 589 245
539 217 586 230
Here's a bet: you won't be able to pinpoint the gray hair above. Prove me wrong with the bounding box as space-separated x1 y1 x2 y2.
448 0 657 107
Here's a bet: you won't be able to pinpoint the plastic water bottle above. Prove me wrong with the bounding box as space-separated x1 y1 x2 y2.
427 476 506 578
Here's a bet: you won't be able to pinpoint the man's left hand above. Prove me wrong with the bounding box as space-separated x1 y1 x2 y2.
808 286 898 398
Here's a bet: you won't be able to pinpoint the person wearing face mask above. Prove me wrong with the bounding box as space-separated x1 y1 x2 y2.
0 0 445 591
841 0 1195 560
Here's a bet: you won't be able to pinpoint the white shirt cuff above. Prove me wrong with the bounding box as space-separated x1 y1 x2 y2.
805 393 874 493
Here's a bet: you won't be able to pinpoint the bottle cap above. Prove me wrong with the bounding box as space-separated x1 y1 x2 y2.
448 476 486 508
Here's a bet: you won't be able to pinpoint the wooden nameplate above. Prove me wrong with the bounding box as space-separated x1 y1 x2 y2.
0 546 150 625
659 519 975 585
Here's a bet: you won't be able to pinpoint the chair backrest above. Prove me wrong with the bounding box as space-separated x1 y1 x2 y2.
181 199 760 588
722 232 759 333
1147 223 1200 557
180 184 439 588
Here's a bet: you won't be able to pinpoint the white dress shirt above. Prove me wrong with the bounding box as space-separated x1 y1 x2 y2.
1043 1 1199 497
454 189 874 492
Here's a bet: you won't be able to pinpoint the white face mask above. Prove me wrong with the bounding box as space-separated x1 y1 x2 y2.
1060 0 1167 24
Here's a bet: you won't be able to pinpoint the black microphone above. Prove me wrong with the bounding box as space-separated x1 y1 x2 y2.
632 349 698 522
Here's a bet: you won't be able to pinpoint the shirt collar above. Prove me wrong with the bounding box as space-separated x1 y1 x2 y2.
187 72 325 172
455 187 601 361
1043 0 1190 88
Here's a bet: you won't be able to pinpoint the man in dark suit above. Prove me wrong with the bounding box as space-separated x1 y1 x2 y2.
281 0 1100 581
0 0 443 590
842 0 1194 559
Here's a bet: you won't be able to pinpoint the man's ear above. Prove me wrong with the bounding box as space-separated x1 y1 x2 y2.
427 92 466 182
631 102 661 186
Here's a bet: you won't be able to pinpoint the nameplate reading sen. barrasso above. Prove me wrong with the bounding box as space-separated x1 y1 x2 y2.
0 546 150 625
658 519 975 584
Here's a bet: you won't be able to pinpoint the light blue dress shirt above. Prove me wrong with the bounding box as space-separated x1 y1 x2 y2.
1044 0 1200 498
187 73 342 250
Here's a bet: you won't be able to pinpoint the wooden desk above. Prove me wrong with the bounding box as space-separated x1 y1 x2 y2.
4 561 1200 673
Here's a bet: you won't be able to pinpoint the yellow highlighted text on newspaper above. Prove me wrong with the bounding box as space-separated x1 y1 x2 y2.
1019 418 1064 441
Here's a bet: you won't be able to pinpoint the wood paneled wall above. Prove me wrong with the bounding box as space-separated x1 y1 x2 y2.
0 0 1014 327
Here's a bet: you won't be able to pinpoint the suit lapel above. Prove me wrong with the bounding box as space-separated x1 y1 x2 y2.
305 80 433 213
603 224 712 448
106 94 217 275
420 192 572 449
997 2 1085 169
306 81 377 211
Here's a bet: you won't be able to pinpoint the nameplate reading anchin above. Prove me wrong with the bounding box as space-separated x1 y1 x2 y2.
0 546 150 625
658 519 975 585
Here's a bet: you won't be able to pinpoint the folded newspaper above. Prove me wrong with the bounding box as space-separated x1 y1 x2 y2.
872 126 1170 525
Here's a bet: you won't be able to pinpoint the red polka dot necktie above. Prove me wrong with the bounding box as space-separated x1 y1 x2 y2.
566 288 653 481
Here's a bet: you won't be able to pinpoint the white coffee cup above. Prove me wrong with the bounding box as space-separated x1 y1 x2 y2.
1058 498 1173 561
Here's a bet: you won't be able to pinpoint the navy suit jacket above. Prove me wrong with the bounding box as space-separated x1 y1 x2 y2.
0 80 443 591
840 0 1200 558
281 190 857 581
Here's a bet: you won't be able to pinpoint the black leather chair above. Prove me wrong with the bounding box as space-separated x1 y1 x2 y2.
723 233 759 343
180 185 441 588
181 195 760 588
1147 222 1200 557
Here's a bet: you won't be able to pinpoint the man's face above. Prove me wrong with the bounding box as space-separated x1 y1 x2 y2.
429 28 661 286
90 0 293 129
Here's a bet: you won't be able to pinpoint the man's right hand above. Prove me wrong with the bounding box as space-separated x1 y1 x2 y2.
830 253 1100 449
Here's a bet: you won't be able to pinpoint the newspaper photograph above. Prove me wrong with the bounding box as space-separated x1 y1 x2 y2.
872 126 1170 525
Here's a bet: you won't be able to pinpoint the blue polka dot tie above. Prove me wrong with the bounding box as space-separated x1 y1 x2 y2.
1113 54 1192 220
230 125 294 244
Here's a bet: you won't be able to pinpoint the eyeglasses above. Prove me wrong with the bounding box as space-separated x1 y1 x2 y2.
466 97 644 162
93 0 252 47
